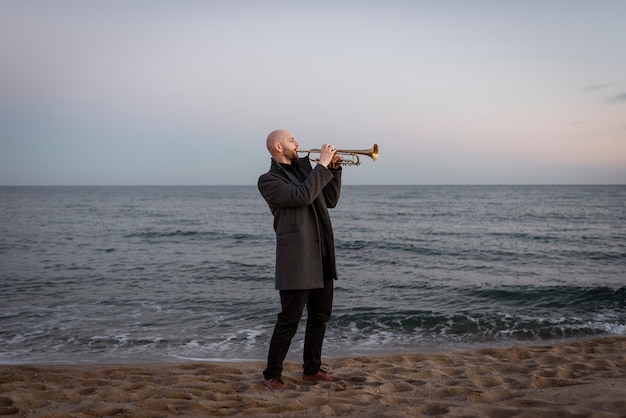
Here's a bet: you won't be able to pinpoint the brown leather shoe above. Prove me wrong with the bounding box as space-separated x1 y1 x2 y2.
302 369 339 382
264 377 285 391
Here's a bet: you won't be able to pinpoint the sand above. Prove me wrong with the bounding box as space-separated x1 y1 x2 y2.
1 337 625 417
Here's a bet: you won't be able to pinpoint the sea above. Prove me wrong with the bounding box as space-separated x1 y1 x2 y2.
1 185 624 365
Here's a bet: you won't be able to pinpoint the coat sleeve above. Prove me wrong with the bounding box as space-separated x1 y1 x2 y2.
322 167 342 208
258 164 335 208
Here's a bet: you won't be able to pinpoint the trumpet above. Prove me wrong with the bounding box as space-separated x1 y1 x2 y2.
300 144 379 166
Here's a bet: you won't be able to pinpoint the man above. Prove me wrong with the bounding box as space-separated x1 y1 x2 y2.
258 129 343 391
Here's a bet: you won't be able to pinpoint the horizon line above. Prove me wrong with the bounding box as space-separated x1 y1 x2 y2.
1 183 625 187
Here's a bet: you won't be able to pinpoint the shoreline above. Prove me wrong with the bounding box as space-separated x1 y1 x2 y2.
1 336 625 417
2 334 616 367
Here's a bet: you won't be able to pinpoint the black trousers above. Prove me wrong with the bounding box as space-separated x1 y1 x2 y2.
263 278 334 379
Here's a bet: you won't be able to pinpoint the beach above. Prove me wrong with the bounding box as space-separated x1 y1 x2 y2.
1 337 624 417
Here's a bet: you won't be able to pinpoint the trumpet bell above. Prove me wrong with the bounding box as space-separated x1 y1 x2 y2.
368 144 379 162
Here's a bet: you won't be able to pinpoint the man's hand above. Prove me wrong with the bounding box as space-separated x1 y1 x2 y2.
318 144 337 167
328 153 343 169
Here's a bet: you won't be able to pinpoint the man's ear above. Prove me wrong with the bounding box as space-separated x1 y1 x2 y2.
274 142 283 154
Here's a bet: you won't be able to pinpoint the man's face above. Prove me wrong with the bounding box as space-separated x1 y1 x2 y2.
282 135 300 161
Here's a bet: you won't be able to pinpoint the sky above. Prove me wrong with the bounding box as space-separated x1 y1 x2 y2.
1 1 625 186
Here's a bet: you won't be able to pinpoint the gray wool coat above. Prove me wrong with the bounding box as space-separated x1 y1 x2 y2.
258 157 342 290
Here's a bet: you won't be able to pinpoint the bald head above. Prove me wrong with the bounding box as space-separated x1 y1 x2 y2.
265 129 299 163
266 130 290 153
